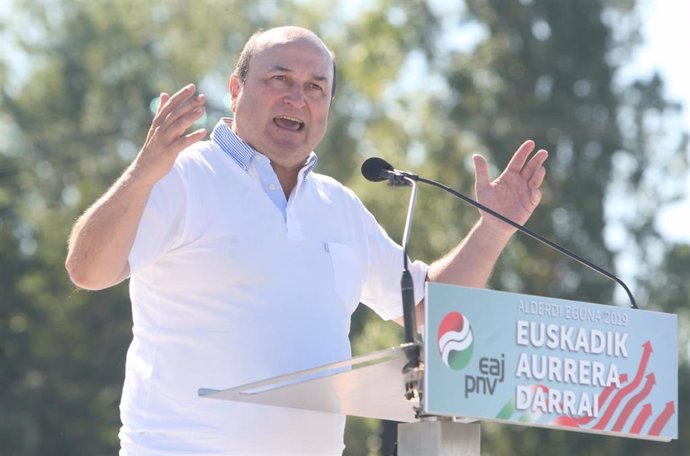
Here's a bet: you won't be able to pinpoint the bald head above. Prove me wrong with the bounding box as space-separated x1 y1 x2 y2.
234 27 337 98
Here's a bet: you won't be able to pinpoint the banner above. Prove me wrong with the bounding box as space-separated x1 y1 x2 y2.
424 283 678 441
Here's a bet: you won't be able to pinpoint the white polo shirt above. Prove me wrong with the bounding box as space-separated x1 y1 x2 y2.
119 120 429 455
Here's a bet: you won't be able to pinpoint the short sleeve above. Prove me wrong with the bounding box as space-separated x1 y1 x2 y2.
128 165 186 274
358 205 429 321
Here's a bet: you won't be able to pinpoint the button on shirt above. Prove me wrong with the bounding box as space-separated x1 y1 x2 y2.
120 118 429 455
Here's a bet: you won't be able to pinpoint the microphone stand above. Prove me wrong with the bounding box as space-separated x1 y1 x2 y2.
390 173 424 402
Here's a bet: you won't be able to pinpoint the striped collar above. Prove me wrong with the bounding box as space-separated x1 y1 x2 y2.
210 118 318 176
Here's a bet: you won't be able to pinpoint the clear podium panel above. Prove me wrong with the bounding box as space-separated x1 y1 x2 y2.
199 345 419 423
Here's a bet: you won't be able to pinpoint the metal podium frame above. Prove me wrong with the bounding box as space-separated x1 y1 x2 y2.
199 344 480 455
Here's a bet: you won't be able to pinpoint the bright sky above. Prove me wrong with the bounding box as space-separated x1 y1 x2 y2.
631 1 690 130
630 1 690 242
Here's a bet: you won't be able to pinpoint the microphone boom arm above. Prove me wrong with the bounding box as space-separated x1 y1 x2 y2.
416 176 638 309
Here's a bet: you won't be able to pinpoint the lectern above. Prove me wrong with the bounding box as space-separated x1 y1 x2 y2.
200 284 677 453
199 342 478 455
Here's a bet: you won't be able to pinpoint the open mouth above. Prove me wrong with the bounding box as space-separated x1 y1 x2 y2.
274 115 305 132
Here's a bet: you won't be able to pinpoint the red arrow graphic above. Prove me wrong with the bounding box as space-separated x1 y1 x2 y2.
593 342 653 430
629 403 653 434
553 415 578 427
636 341 653 384
598 372 629 408
612 373 655 432
571 373 630 426
648 401 676 436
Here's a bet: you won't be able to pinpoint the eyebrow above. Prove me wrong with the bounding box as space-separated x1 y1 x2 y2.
269 65 329 84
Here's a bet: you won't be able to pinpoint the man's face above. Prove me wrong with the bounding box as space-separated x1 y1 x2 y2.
229 36 333 172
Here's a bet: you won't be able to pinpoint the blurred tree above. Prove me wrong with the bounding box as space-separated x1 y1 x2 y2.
329 0 689 454
416 1 688 455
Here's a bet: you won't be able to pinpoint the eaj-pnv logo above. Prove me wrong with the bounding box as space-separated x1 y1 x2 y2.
437 311 474 370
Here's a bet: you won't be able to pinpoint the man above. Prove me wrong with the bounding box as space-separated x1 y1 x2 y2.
66 26 547 455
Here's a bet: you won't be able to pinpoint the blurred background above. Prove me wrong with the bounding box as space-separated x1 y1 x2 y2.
1 0 688 454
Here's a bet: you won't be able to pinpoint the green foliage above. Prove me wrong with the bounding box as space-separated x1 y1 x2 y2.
1 0 688 454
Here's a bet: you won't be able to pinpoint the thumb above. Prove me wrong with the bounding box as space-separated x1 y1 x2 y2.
473 154 490 190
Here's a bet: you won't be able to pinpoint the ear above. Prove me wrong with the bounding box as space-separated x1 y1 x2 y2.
229 73 241 112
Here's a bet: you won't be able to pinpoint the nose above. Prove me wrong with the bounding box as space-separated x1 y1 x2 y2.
283 85 305 108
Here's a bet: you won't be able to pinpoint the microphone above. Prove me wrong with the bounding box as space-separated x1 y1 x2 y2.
361 157 418 185
361 157 638 310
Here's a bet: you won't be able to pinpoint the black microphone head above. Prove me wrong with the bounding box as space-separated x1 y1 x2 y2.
361 157 394 182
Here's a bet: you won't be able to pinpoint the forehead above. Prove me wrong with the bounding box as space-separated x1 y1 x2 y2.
250 37 333 81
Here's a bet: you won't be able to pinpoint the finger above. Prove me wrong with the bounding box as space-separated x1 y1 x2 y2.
473 154 491 189
529 165 547 189
156 93 170 115
505 140 536 173
152 90 205 144
162 100 206 142
145 93 204 150
161 94 206 135
530 187 543 207
521 148 549 179
155 83 198 124
144 93 172 141
170 128 208 152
